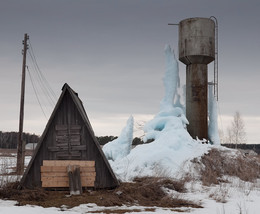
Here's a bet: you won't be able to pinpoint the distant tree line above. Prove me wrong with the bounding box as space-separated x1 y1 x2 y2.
0 131 39 149
2 131 258 155
96 136 118 145
0 131 145 149
222 144 260 154
96 136 144 146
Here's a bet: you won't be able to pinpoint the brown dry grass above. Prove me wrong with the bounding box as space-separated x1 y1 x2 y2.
114 176 192 208
195 149 260 186
0 177 201 210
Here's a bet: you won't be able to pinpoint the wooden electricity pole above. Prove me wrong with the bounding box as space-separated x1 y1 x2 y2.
17 33 29 175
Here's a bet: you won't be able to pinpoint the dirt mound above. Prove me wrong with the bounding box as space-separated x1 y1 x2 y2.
0 177 201 209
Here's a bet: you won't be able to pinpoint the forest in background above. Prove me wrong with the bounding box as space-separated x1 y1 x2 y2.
0 131 39 149
0 131 144 149
0 131 259 153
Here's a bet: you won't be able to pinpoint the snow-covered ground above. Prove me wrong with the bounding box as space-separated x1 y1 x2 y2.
0 154 31 186
2 154 257 213
0 177 260 214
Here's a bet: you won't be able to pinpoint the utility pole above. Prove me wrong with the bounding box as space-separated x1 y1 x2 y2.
17 33 29 175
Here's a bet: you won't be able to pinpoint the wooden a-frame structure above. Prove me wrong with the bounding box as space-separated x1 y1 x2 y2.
20 83 119 189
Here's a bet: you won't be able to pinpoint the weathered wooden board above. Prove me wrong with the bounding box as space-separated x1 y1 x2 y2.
70 141 81 146
41 172 96 177
42 160 95 167
67 165 82 195
48 145 87 152
41 160 96 188
41 166 95 172
56 125 81 131
56 152 81 159
41 176 95 182
56 135 80 142
41 180 94 188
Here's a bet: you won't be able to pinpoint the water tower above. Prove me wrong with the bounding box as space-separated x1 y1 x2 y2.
178 17 216 140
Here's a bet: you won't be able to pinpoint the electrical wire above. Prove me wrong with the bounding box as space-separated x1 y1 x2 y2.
27 50 56 107
27 66 48 119
27 39 57 103
28 39 57 99
24 38 59 120
27 49 56 106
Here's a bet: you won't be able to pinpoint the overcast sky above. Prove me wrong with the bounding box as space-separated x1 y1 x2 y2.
0 0 259 143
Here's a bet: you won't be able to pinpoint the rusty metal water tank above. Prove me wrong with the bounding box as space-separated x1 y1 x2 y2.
178 17 215 140
179 17 215 65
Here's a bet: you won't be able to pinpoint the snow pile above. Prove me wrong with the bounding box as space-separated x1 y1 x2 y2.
103 115 134 161
111 130 210 181
143 45 188 143
208 83 220 145
109 45 214 181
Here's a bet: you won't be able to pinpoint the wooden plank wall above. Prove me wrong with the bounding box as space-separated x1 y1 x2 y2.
41 160 95 188
23 91 118 189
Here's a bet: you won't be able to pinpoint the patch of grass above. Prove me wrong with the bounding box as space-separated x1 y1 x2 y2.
133 176 187 193
196 149 260 186
0 182 48 201
0 177 201 209
108 176 200 208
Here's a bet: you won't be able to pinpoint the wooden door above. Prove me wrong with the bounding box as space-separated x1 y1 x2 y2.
48 125 86 159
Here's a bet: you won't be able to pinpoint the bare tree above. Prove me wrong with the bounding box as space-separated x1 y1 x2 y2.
227 111 247 148
218 129 225 144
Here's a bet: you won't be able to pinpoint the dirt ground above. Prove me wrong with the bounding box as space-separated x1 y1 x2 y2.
0 177 201 210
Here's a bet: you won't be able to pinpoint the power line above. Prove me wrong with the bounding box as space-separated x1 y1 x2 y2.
27 48 56 106
27 50 56 107
27 66 48 119
24 38 58 120
27 39 57 102
28 39 57 98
